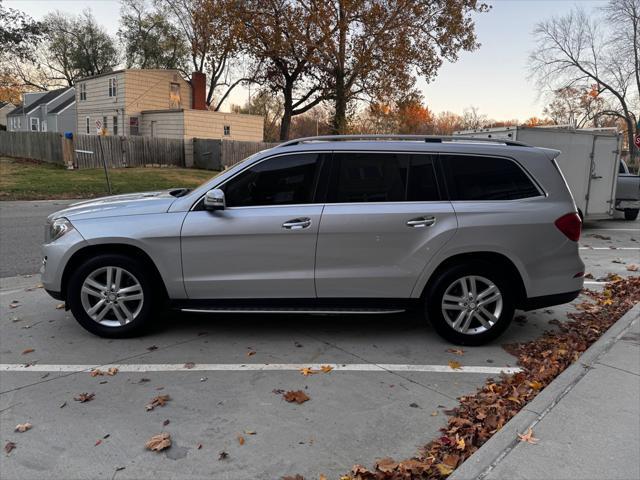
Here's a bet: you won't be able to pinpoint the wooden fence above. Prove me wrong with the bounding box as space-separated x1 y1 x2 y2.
0 131 64 164
74 135 184 168
220 139 279 168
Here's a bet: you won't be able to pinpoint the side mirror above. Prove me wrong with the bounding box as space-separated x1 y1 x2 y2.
204 188 225 211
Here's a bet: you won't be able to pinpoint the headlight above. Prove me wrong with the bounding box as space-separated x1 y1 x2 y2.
45 218 74 243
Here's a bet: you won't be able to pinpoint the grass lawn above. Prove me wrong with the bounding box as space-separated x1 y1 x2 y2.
0 157 217 200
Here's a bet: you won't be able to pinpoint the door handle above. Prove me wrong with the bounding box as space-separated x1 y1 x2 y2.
282 217 312 230
406 216 436 228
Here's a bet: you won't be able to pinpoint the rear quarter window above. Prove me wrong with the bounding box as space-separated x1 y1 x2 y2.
443 155 541 201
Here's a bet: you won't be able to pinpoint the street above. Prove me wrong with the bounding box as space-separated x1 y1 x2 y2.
0 202 638 479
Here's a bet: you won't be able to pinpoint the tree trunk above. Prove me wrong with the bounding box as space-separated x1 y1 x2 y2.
332 74 347 134
628 119 638 163
279 84 294 141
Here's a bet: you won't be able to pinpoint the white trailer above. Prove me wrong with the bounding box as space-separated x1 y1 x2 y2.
454 126 622 220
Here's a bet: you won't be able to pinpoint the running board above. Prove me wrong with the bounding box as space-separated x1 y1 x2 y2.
180 307 405 315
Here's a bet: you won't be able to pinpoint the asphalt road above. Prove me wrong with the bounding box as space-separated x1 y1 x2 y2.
0 201 638 479
0 200 75 277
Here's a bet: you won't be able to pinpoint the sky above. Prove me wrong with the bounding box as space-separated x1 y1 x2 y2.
6 0 609 120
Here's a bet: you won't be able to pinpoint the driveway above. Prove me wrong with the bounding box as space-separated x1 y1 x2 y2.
0 202 637 479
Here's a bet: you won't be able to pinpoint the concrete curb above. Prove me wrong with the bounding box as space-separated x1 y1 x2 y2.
450 302 640 480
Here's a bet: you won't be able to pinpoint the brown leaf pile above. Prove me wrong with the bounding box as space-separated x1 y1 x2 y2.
342 277 639 479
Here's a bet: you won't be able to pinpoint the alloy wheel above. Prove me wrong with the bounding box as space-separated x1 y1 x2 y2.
441 275 503 335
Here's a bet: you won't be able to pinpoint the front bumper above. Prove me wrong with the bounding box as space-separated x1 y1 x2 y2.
41 228 88 296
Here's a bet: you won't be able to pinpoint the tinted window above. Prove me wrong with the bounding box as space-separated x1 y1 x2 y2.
444 155 540 200
328 153 408 203
223 153 323 207
408 156 440 201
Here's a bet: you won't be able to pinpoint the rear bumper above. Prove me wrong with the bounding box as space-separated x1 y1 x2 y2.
521 289 581 311
615 200 640 211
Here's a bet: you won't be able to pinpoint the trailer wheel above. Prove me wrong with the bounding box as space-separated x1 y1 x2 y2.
624 209 639 221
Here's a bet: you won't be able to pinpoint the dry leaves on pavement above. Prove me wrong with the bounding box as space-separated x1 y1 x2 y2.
237 435 245 445
446 348 465 356
14 423 32 433
448 360 462 370
145 432 171 452
21 348 34 355
627 264 638 272
283 390 310 404
4 441 16 454
517 427 539 445
74 392 95 403
300 365 334 376
341 277 639 480
145 394 171 411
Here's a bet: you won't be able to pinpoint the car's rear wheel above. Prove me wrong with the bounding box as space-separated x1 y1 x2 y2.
68 254 155 337
426 262 515 345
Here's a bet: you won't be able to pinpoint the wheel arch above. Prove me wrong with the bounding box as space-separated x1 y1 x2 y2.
61 244 169 302
419 251 528 308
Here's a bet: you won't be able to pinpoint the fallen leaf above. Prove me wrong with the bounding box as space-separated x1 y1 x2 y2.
107 367 118 376
74 392 95 403
55 303 65 309
183 362 195 369
89 369 103 377
95 439 102 446
246 350 256 357
528 380 543 390
446 348 465 356
435 463 453 476
430 411 438 416
145 394 171 411
197 443 202 449
145 432 171 452
319 475 328 480
282 476 305 480
244 430 256 435
237 435 245 445
147 345 158 351
320 365 333 373
59 401 67 409
21 348 34 355
626 264 639 272
218 451 229 460
163 419 170 426
517 427 539 444
283 390 310 404
455 435 465 450
299 367 317 376
448 360 462 370
4 441 16 454
14 423 32 433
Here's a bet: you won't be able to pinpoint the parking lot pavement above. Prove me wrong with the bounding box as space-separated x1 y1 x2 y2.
0 217 637 479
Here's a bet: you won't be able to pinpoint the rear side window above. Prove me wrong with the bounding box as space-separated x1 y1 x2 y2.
443 155 540 200
223 153 324 207
327 152 440 203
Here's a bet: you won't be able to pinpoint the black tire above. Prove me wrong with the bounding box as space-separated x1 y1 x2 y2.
425 261 515 346
67 253 156 338
624 208 639 221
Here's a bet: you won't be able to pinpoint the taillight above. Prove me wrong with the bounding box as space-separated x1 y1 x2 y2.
555 212 582 241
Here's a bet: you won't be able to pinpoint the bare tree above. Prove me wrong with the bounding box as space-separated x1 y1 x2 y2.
529 4 639 159
461 106 488 130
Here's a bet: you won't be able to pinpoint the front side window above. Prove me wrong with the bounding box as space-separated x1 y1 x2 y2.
443 155 540 201
79 83 87 101
30 117 39 131
223 153 325 207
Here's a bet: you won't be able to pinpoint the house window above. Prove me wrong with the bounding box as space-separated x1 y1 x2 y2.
103 116 108 133
113 115 118 135
30 117 39 131
41 120 47 132
169 82 181 108
129 116 139 135
108 78 117 97
86 117 90 134
223 125 231 136
79 83 87 101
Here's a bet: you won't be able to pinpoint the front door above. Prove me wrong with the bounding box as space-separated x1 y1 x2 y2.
181 152 328 299
315 151 457 298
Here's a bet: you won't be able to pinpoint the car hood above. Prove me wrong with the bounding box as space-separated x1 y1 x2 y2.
48 190 181 222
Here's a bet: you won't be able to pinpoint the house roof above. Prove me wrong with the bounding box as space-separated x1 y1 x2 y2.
76 68 184 82
8 88 72 116
48 96 75 114
0 101 13 109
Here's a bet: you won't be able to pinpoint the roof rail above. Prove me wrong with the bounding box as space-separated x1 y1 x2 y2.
277 134 531 148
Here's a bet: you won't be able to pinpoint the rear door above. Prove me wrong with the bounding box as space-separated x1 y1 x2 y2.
314 151 457 298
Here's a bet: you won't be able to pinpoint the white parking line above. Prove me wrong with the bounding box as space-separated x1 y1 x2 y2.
579 247 640 250
0 363 521 374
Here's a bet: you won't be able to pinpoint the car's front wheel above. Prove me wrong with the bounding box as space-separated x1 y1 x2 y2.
67 254 155 338
426 262 515 345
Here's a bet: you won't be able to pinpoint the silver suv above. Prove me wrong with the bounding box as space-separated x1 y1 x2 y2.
42 135 584 345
